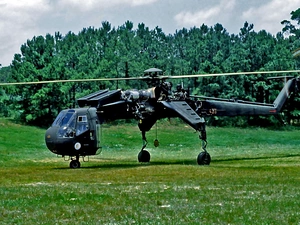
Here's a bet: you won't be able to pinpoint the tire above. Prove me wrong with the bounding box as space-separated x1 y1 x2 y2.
70 160 81 169
138 150 151 163
197 152 211 165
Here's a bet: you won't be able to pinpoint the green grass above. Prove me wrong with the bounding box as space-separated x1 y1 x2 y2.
0 118 300 224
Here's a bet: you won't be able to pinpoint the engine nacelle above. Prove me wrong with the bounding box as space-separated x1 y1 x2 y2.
122 87 157 102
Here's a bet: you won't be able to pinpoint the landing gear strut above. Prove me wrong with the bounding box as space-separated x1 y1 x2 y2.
138 131 151 163
197 122 211 165
70 155 81 168
137 118 156 163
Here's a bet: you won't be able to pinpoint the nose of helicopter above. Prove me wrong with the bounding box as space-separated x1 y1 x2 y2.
45 126 58 151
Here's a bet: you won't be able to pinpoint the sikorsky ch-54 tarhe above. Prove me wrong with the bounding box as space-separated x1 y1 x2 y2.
1 68 299 168
41 68 300 168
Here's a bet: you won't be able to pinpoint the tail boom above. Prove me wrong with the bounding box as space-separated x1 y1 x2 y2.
198 78 298 117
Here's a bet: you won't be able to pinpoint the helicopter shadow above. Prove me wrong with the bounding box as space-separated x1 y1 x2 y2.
52 153 300 170
211 153 300 163
53 158 198 170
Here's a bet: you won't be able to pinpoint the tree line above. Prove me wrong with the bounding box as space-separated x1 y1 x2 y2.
1 8 300 127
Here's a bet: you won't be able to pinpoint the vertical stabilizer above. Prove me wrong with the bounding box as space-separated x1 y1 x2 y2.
273 78 296 112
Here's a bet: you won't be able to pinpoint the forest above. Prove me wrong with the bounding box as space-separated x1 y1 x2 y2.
0 8 300 127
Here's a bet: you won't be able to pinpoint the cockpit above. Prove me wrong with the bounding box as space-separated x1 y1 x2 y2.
45 107 101 157
51 109 89 138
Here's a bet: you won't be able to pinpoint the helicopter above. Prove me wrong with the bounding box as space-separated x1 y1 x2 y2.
42 68 300 168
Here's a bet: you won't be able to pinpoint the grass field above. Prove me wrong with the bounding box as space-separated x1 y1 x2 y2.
0 118 300 224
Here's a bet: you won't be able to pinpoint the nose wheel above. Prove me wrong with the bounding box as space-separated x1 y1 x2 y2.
70 160 81 168
70 156 81 168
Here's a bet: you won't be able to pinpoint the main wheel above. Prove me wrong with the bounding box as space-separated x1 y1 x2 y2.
138 150 151 163
197 152 211 165
70 160 81 169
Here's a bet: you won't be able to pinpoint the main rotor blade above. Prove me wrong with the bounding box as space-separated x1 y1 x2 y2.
0 76 146 86
1 70 300 86
166 70 300 79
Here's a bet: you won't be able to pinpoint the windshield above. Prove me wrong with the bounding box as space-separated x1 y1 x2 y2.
55 110 76 138
52 110 75 127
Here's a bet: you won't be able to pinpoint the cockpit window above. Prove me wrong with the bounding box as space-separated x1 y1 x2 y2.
61 113 74 127
52 111 65 126
52 110 75 127
76 115 89 136
56 111 76 138
78 115 87 122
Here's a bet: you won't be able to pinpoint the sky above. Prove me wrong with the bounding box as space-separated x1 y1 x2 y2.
0 0 299 67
